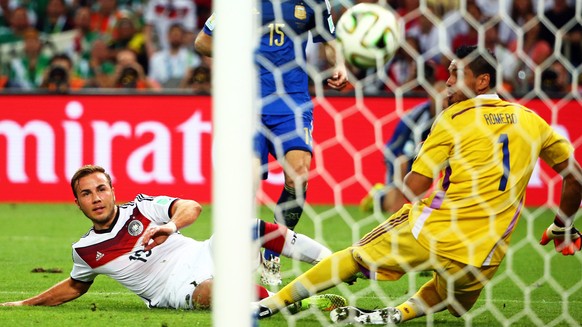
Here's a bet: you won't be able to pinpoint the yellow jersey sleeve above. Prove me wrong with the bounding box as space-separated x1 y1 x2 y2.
537 115 573 166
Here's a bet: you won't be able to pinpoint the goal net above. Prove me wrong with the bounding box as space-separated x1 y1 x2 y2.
221 0 582 326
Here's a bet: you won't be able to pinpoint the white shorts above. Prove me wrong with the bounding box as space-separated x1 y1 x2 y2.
156 237 215 309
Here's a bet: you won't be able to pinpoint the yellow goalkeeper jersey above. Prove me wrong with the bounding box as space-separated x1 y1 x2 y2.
410 94 572 267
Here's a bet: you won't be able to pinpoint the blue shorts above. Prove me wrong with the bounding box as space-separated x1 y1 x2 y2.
255 111 313 179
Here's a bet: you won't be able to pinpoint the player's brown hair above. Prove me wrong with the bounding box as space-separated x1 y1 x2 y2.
455 45 497 88
70 165 113 198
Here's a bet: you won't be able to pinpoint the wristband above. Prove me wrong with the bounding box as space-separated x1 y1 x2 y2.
166 221 178 233
553 214 575 228
553 216 566 227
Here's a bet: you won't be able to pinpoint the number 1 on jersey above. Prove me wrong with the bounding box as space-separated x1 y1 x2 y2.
498 134 510 191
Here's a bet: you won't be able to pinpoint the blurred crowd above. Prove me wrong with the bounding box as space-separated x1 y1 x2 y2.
0 0 212 92
337 0 582 96
326 0 582 96
0 0 580 96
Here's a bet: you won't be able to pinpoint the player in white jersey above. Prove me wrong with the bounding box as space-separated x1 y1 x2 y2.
0 165 346 311
70 193 216 309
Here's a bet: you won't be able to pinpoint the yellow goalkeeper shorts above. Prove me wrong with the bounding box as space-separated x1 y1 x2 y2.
350 204 499 307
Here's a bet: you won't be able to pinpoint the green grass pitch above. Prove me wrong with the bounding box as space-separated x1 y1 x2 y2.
0 203 580 327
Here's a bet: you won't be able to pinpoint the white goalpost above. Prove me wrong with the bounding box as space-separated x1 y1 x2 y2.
211 0 256 326
211 0 582 326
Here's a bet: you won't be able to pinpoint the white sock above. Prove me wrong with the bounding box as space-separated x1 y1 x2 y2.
279 229 332 265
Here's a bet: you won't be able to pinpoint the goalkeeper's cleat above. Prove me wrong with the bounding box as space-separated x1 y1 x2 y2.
330 306 402 325
261 256 282 286
287 294 348 314
359 183 385 212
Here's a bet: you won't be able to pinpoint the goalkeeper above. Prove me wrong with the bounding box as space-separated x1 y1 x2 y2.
255 45 582 324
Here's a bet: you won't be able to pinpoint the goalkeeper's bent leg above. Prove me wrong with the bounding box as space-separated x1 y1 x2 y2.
397 263 499 320
441 263 499 317
396 277 444 322
258 248 359 313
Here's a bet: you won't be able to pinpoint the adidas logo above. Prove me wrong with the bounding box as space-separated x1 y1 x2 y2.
96 251 104 261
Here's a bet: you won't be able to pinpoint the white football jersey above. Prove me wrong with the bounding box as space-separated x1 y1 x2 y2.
70 194 213 308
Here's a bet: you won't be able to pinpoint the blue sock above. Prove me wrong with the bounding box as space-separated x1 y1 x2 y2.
274 184 305 229
265 185 306 260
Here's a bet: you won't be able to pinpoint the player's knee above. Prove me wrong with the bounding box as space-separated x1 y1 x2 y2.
283 153 311 187
284 171 309 189
192 279 213 310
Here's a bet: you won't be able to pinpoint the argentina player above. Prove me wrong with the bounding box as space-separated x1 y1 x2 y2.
195 0 348 285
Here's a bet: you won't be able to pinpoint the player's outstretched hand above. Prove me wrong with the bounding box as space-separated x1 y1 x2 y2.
327 69 348 90
540 223 582 256
0 301 24 306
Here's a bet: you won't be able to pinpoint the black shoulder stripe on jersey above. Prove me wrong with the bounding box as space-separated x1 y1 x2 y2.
136 194 154 202
118 201 135 209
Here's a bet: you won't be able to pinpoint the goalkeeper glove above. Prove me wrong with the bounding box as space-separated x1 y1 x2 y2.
540 223 582 256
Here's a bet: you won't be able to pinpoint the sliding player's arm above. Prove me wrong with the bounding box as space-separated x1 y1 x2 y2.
141 198 203 251
0 277 91 306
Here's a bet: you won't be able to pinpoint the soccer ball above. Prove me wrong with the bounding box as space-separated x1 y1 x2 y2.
336 3 401 69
